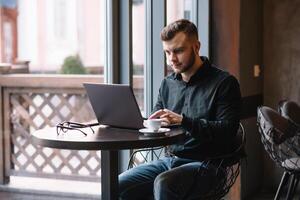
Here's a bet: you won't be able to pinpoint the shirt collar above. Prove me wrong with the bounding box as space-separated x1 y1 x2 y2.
173 56 211 83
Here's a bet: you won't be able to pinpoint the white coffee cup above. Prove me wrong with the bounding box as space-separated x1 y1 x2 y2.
143 119 162 131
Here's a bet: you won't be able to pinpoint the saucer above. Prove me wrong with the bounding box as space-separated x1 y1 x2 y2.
139 128 171 137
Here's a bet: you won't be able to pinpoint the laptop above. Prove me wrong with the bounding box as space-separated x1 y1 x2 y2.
83 83 144 129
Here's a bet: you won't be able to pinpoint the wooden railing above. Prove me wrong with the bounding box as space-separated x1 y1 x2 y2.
0 75 103 184
0 74 145 186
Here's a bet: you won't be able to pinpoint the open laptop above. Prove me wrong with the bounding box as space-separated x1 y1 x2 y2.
83 83 144 129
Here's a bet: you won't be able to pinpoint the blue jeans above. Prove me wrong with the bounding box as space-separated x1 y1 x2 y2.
119 156 223 200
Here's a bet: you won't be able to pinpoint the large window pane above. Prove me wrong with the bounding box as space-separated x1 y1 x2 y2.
132 0 145 114
166 0 193 75
167 0 192 24
17 0 106 77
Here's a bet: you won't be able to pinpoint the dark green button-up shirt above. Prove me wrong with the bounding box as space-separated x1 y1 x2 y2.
153 57 241 161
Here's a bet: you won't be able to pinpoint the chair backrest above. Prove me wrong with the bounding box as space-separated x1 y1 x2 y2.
257 106 300 171
278 100 300 127
204 123 246 167
128 123 246 200
128 123 246 168
196 123 246 200
257 106 296 145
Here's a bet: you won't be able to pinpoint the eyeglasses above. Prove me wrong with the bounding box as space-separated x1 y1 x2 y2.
56 121 98 136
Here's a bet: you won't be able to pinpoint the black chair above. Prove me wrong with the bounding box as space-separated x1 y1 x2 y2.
128 123 246 200
257 106 300 200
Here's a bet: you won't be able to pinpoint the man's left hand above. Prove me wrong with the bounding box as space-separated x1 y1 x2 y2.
149 109 183 125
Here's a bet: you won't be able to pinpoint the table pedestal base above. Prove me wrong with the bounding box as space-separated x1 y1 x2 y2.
101 150 119 200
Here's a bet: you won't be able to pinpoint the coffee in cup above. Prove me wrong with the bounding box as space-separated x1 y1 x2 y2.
143 119 162 132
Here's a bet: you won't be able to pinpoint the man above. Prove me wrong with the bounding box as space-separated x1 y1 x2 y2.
119 19 241 200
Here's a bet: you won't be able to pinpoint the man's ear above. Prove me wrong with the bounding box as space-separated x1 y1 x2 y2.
194 41 201 54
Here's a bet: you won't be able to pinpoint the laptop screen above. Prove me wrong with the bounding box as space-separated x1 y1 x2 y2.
83 83 144 129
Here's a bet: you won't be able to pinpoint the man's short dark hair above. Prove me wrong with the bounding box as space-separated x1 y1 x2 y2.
160 19 198 41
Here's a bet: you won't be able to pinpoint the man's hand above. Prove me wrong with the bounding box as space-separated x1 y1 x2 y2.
149 109 183 125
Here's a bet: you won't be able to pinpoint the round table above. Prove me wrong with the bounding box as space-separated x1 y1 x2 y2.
31 126 185 200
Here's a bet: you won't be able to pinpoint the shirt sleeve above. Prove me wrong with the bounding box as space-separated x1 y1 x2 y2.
181 75 242 142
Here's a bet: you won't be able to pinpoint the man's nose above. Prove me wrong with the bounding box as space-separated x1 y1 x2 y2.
169 53 177 62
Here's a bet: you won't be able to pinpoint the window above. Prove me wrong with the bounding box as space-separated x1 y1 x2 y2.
0 0 210 186
54 0 67 40
166 0 193 75
132 0 145 114
167 0 193 24
166 0 209 75
17 0 106 76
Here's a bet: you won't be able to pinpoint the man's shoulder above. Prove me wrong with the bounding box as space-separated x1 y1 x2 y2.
209 64 232 81
201 56 230 78
212 69 240 94
206 65 240 90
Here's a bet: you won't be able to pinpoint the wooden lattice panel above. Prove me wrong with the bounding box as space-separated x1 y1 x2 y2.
7 89 101 181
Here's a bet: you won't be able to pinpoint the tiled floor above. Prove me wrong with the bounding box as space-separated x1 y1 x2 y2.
0 191 94 200
0 191 277 200
0 177 297 200
0 176 101 200
1 191 299 200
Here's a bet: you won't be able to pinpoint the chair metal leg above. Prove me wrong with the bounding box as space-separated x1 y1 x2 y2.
288 175 299 200
294 175 299 191
286 174 295 200
275 171 290 200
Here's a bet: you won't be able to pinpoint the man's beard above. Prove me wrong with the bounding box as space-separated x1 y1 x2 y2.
170 50 196 74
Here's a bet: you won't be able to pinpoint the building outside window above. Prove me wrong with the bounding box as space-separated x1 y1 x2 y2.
166 0 193 75
132 0 145 113
17 0 106 75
